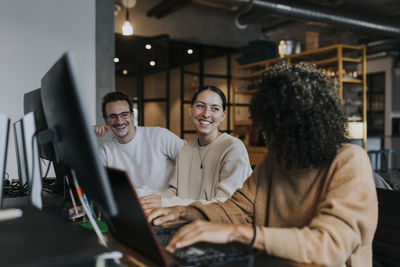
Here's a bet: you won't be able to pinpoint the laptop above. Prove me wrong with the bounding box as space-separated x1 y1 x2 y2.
105 167 251 267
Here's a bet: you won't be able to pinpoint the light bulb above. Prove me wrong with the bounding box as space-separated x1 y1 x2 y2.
122 21 133 36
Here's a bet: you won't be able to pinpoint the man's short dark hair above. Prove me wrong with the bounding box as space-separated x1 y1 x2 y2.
250 61 347 169
101 91 133 119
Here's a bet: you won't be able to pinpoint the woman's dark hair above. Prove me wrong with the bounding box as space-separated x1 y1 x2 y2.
250 61 347 169
101 91 133 119
191 85 227 111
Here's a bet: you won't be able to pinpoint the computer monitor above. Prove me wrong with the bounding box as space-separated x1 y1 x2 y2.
22 112 43 209
23 88 56 161
13 119 29 187
0 113 10 208
24 88 66 193
40 52 117 216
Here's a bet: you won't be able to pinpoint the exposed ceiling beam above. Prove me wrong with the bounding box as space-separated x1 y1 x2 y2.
235 0 400 37
147 0 194 19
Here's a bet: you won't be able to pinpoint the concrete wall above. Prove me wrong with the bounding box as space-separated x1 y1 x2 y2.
0 0 96 181
96 0 115 124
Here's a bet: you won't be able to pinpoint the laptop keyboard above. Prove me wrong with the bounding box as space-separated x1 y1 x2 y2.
154 226 177 246
154 226 250 266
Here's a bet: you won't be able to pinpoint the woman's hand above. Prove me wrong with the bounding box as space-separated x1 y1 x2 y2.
94 125 110 139
139 194 161 214
147 206 185 225
166 220 239 253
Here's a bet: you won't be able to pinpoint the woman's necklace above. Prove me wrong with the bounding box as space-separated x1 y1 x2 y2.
197 139 212 169
197 132 222 169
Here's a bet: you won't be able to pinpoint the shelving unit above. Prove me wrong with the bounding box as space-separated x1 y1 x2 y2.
231 58 280 166
232 44 367 166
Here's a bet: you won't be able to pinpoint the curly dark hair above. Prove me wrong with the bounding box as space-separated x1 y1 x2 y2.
101 91 133 119
250 61 347 169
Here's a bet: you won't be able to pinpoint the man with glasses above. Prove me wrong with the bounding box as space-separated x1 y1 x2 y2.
95 91 185 192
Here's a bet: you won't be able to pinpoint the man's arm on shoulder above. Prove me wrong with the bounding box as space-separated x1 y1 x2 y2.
158 128 185 159
94 125 110 139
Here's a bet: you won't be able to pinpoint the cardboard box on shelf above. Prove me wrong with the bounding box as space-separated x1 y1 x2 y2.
305 32 319 51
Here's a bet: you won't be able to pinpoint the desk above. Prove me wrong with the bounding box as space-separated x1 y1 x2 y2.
0 205 111 266
0 205 319 266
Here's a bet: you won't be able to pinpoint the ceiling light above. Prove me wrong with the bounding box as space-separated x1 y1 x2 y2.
114 57 119 63
187 49 193 55
122 69 128 75
122 21 133 36
149 61 156 66
122 8 133 36
145 44 152 50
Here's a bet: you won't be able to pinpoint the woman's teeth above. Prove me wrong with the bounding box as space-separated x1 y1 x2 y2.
200 120 211 126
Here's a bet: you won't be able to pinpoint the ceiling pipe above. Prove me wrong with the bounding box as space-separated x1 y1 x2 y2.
208 0 400 37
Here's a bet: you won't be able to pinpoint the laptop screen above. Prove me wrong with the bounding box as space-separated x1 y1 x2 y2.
106 167 169 266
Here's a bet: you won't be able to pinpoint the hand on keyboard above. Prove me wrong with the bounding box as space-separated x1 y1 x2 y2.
166 220 238 253
147 206 185 225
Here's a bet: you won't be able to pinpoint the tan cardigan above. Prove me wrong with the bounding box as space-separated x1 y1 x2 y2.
189 144 378 267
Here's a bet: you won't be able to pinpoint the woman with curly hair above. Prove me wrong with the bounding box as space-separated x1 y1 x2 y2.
148 62 378 266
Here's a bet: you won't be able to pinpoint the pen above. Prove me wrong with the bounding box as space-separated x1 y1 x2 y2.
0 208 23 222
83 193 97 219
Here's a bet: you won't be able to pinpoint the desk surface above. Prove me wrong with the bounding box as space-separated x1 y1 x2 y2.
0 202 318 267
0 205 110 266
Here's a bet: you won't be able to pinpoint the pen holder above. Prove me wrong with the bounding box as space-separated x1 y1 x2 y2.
68 205 85 220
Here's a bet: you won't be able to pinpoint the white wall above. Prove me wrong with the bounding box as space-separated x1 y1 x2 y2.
0 0 96 181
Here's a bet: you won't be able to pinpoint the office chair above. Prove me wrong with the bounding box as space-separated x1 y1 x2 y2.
373 188 400 267
368 149 400 189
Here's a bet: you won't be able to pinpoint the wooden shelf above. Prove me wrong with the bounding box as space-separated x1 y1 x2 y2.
348 117 363 121
233 72 263 80
312 57 362 67
234 119 252 126
246 145 267 153
235 89 257 95
343 57 362 63
342 78 362 84
232 43 367 152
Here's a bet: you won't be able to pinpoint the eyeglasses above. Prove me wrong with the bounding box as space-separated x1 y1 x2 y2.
106 111 132 122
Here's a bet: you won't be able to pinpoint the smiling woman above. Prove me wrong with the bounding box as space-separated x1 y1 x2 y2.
190 86 226 146
140 86 253 211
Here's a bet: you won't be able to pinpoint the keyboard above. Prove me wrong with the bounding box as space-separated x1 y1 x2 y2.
154 226 251 266
154 226 178 246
